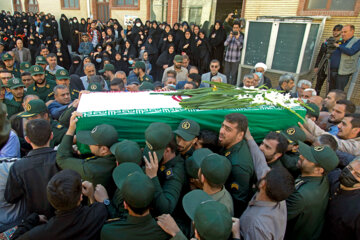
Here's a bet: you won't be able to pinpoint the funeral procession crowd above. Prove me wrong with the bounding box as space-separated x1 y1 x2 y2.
0 9 360 240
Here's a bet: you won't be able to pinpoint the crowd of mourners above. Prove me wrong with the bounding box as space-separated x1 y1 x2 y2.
0 10 360 240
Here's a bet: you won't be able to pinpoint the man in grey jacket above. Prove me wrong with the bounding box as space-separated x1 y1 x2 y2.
201 59 227 87
12 39 31 64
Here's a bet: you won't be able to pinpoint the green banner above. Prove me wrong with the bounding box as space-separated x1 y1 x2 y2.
76 106 306 154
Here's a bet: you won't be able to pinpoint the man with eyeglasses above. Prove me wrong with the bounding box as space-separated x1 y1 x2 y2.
0 69 14 100
201 59 227 88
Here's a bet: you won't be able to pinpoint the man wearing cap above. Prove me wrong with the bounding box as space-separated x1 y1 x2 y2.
126 78 140 92
198 153 234 216
174 119 200 159
5 119 60 219
276 126 307 178
162 55 188 83
2 52 20 78
99 63 116 82
56 112 118 196
25 65 56 102
285 142 339 240
133 61 153 83
143 122 185 216
157 190 233 240
19 62 31 74
186 148 213 190
3 78 24 118
35 55 56 82
19 99 67 148
100 163 170 240
218 113 255 217
46 69 79 102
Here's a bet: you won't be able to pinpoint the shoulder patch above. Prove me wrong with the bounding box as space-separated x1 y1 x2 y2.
166 168 173 178
73 89 79 93
295 179 306 190
225 151 231 157
48 92 54 97
160 165 166 171
57 124 63 129
231 182 239 190
85 156 96 160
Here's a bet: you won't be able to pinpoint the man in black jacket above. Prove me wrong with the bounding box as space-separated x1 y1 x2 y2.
5 119 60 219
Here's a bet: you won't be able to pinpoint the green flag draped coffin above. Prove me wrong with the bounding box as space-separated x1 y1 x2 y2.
76 91 306 153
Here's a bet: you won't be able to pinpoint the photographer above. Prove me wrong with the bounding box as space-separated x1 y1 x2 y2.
224 20 244 86
314 25 343 94
329 24 360 91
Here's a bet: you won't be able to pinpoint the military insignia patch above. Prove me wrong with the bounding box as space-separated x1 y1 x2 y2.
46 84 50 88
90 84 97 90
91 126 98 133
13 78 19 84
166 168 173 178
60 70 66 75
287 128 295 135
314 146 324 152
231 183 239 190
25 103 31 112
34 66 40 72
145 140 153 150
225 151 231 157
57 124 63 129
25 63 30 68
182 121 190 129
160 165 165 171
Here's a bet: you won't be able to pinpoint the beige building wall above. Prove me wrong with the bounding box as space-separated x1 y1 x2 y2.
244 0 299 20
36 0 89 19
111 1 147 26
0 1 14 12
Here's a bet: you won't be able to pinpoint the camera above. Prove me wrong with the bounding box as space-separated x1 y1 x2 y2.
232 31 238 36
326 36 343 55
232 10 240 19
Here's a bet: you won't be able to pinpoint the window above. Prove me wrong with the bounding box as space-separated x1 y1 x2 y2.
113 0 139 8
14 0 22 12
298 0 360 16
307 0 356 11
189 7 202 25
62 0 80 9
27 0 39 13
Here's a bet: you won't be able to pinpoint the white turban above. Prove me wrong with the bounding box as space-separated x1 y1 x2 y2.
254 62 267 72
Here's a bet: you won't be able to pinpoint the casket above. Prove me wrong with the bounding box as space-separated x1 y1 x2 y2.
76 91 306 153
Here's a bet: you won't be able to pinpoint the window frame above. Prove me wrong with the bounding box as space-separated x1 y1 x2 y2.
112 0 140 10
297 0 360 17
61 0 80 10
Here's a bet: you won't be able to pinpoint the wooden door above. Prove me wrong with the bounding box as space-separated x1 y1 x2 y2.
97 0 110 22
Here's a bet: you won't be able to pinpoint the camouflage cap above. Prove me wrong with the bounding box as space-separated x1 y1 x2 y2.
18 99 47 118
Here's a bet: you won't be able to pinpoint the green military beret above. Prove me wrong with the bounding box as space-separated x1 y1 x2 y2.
306 103 320 119
200 153 231 185
182 190 232 240
110 140 142 165
7 78 25 89
186 148 213 179
139 81 155 91
29 65 45 76
99 64 115 74
55 69 70 80
174 119 200 142
87 82 102 92
2 53 12 61
298 142 339 172
20 61 31 71
35 55 47 65
19 99 47 118
143 122 173 161
279 125 306 144
77 124 118 147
